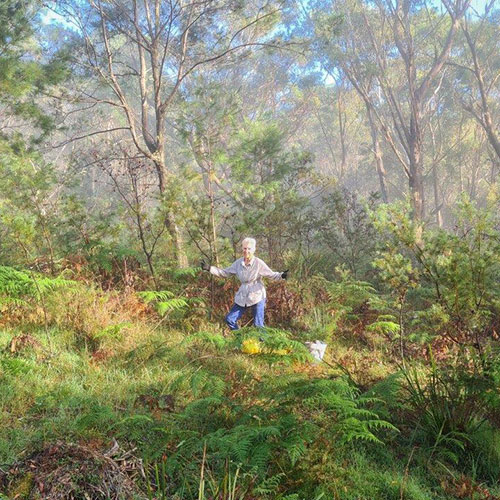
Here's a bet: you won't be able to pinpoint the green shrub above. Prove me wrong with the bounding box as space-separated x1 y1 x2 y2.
372 199 500 351
0 265 74 307
401 349 500 480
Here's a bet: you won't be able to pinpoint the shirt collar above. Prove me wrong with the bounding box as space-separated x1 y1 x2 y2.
242 257 255 267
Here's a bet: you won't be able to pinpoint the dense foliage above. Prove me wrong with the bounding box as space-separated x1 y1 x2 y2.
1 202 500 498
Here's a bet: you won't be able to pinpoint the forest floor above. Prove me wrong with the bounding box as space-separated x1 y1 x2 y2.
0 279 499 500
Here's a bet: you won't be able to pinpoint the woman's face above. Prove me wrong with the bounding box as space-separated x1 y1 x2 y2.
242 243 255 261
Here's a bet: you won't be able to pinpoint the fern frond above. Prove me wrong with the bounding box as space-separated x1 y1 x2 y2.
137 290 189 316
258 425 281 438
183 331 228 351
157 298 188 316
249 442 273 470
366 320 400 335
363 419 399 432
0 266 75 304
123 339 171 365
252 473 285 495
181 396 224 419
137 290 175 303
169 267 198 280
335 417 384 445
283 433 307 466
93 322 130 340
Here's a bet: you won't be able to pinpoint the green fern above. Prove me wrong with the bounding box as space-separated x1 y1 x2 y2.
157 298 188 316
93 322 130 340
122 339 171 366
281 431 306 466
183 331 228 351
168 267 199 280
74 404 116 433
366 318 400 336
162 371 398 499
326 274 378 307
362 373 404 419
252 473 285 495
0 265 74 305
191 372 226 398
169 368 226 399
138 290 175 303
271 376 399 447
336 417 398 445
138 290 189 317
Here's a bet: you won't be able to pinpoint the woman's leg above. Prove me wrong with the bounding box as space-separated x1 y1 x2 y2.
252 298 266 328
225 303 245 330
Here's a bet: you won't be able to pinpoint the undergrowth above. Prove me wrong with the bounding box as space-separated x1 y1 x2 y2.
0 263 499 499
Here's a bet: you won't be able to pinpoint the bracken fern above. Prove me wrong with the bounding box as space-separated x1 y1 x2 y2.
0 265 74 306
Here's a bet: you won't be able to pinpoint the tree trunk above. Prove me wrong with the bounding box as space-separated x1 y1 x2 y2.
166 213 188 268
366 106 389 203
409 163 425 220
207 161 220 267
470 162 478 201
482 113 500 162
432 163 443 228
337 90 347 180
409 115 425 219
154 156 188 268
463 23 500 162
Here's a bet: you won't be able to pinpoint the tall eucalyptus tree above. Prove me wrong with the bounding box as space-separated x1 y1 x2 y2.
54 0 287 267
313 0 471 219
456 1 500 165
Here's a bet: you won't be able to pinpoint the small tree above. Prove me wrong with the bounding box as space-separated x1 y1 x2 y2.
318 189 380 279
228 121 322 267
373 198 500 353
0 0 68 268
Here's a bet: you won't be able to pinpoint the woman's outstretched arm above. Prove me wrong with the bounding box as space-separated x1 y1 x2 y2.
210 260 239 278
257 259 283 281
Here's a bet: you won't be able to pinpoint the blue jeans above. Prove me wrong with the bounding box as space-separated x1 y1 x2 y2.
225 299 266 330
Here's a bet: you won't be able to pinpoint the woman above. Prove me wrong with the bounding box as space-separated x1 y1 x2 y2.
201 237 288 330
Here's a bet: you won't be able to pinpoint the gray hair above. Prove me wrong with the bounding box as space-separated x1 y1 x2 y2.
241 237 256 251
